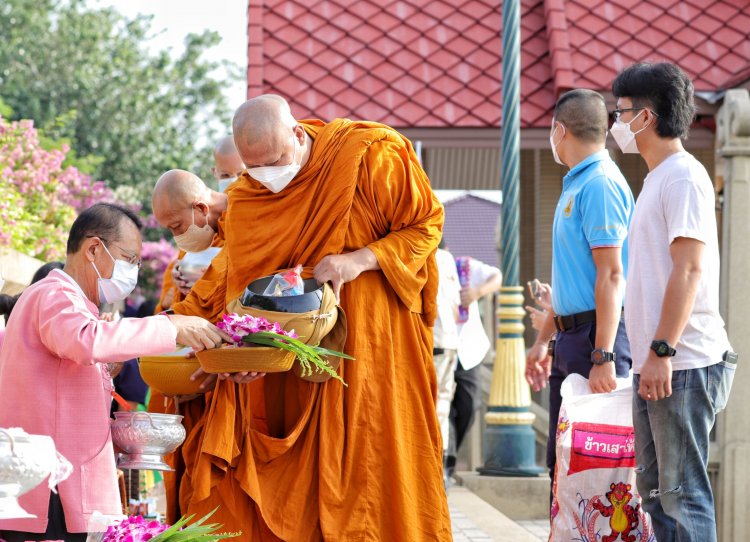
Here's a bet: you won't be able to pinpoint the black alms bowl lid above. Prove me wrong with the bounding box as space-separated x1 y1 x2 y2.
241 276 323 313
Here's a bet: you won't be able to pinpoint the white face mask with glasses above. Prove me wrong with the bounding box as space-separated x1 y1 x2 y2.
247 131 302 193
610 108 654 154
91 242 139 304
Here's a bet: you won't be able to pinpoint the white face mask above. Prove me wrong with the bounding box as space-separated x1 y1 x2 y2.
610 109 649 154
91 243 139 305
549 123 565 166
217 176 237 193
247 131 301 193
174 207 216 253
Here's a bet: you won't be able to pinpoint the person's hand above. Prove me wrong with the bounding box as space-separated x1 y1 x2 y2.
167 314 232 352
172 264 193 296
524 305 548 332
314 253 366 302
638 352 672 401
107 362 124 378
525 342 551 392
219 371 265 384
459 286 481 307
100 312 115 322
534 283 552 312
588 362 617 393
189 367 218 392
161 289 174 310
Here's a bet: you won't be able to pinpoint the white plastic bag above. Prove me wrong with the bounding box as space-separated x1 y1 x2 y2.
549 374 654 542
262 265 304 297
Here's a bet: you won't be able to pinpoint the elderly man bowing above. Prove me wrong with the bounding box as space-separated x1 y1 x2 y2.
0 203 229 542
172 95 450 541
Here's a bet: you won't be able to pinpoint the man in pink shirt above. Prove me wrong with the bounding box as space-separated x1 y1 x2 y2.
0 203 230 541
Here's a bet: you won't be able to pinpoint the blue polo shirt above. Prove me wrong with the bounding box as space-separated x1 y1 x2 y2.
551 150 634 316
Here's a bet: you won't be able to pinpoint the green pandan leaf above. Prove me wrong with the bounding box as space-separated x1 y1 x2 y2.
243 331 348 386
149 507 241 541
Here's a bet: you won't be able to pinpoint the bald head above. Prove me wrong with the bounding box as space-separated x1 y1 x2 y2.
233 95 294 145
153 169 209 211
152 169 226 237
212 136 244 182
232 95 303 169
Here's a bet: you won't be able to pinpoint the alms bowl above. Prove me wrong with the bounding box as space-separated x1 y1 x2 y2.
241 275 323 313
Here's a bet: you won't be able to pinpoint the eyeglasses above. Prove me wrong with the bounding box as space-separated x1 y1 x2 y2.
610 108 658 121
111 243 142 268
89 236 142 268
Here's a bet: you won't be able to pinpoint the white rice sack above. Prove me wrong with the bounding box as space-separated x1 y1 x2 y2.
549 374 655 542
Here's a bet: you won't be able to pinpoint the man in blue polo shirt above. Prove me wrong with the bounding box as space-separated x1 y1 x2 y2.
525 89 634 498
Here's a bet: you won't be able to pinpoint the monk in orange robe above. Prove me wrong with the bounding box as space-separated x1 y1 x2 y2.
171 95 450 540
156 136 244 312
148 169 236 524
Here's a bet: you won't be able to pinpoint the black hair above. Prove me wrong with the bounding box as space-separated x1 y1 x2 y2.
31 261 64 284
66 203 143 254
612 62 696 139
553 89 608 144
0 294 16 321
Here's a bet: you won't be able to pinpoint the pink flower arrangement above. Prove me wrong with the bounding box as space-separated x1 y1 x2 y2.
217 313 298 345
101 508 240 541
102 515 168 541
216 313 352 385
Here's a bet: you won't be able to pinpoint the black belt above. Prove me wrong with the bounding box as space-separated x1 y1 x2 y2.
553 309 624 332
554 310 597 332
433 347 445 355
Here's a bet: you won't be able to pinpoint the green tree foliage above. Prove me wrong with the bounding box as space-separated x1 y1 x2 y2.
0 0 235 208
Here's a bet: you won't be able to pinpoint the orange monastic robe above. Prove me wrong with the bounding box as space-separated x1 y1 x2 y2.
148 232 226 525
173 119 450 541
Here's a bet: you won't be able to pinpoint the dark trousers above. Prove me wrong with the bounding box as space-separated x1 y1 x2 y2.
0 491 86 542
545 319 631 482
445 359 482 470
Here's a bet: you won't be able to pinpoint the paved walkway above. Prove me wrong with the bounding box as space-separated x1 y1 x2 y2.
448 487 549 541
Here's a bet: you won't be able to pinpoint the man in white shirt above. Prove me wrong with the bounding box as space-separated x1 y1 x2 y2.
433 244 461 468
612 62 736 542
445 256 501 478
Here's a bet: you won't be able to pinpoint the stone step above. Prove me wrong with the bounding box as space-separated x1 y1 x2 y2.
448 486 544 542
455 471 550 521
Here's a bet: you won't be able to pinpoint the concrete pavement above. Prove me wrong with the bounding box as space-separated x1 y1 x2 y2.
448 486 548 541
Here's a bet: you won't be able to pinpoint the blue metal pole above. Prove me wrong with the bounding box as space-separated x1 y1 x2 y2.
479 0 542 477
500 0 520 286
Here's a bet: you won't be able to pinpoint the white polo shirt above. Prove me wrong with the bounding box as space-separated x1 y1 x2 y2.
624 151 730 373
457 259 501 370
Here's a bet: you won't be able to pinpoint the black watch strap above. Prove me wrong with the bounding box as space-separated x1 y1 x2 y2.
591 348 616 365
650 340 677 357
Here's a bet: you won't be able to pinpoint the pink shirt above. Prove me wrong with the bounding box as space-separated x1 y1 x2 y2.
0 270 177 533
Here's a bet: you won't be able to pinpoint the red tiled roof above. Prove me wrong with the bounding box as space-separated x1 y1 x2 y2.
247 0 750 129
555 0 750 95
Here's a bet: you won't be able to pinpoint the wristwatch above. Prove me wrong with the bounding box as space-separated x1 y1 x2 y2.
650 340 677 357
591 348 616 365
